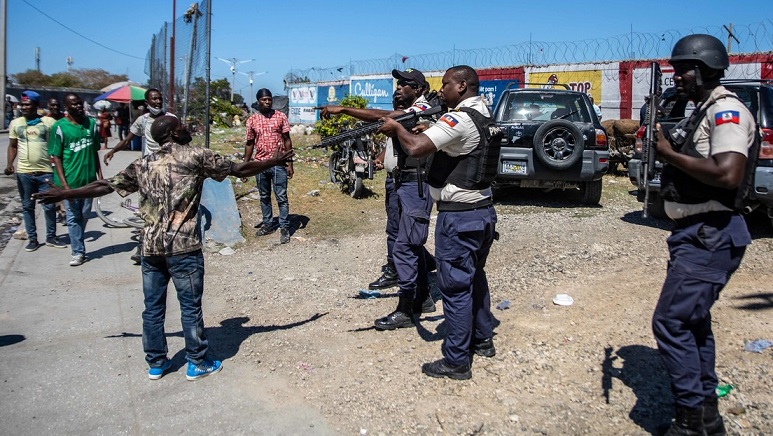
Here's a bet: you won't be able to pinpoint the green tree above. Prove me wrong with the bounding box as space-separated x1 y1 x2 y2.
11 68 128 90
11 69 48 86
72 68 128 89
187 76 243 128
314 94 368 138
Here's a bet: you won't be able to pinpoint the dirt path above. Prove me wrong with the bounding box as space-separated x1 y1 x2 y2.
204 176 773 435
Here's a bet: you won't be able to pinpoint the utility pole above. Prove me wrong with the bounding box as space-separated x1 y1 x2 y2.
216 57 253 102
239 70 266 111
169 0 176 112
1 0 7 130
723 23 740 53
35 47 40 71
66 56 73 71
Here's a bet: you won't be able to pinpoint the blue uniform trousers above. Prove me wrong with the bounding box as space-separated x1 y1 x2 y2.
384 176 399 267
393 180 433 297
652 212 749 408
435 205 497 366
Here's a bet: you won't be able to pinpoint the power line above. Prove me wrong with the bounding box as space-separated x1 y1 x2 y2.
21 0 145 61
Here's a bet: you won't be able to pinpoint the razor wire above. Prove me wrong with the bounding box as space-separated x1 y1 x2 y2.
144 0 209 129
285 20 773 84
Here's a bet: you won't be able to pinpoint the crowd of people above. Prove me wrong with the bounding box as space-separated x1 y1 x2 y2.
4 34 759 435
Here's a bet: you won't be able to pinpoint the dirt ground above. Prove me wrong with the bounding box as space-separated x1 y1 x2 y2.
203 175 773 435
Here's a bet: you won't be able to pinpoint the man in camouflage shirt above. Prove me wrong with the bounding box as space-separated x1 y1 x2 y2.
35 116 294 381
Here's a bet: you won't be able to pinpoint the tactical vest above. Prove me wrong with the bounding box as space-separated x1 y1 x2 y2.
427 107 503 190
660 94 760 211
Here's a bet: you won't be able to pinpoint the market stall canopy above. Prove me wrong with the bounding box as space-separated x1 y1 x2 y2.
99 80 143 93
94 85 147 103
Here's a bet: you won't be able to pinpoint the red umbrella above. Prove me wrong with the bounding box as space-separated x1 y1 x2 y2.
94 85 147 103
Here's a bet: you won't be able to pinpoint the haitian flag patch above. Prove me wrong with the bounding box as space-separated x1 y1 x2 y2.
715 110 739 126
440 114 459 128
412 102 430 111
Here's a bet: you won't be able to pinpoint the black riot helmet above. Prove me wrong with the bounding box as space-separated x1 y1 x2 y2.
670 34 729 70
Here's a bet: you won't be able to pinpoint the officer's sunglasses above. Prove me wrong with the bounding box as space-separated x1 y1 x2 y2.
397 79 419 89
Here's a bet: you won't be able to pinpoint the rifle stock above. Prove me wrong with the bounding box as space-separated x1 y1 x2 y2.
311 105 444 149
642 62 663 218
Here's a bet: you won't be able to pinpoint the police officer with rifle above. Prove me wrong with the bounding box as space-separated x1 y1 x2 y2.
652 34 757 435
379 65 502 380
316 68 438 330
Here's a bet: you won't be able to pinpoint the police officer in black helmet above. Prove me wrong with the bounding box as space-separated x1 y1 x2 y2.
652 34 756 436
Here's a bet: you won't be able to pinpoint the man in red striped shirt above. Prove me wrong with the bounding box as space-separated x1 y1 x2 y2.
243 88 294 244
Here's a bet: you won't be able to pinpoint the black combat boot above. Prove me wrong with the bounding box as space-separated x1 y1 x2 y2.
374 296 414 330
703 396 726 436
471 338 496 358
368 264 398 289
412 284 436 314
663 405 705 436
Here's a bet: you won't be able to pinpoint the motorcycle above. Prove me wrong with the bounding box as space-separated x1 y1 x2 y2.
327 132 381 199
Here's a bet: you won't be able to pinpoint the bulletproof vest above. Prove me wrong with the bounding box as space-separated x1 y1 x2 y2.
427 107 503 190
660 94 760 211
394 137 424 169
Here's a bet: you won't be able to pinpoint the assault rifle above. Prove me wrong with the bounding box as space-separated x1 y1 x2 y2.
642 62 662 219
311 104 445 149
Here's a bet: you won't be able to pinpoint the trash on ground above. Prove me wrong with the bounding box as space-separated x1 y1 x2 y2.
716 384 734 397
218 246 236 256
496 300 511 310
743 339 773 353
552 293 574 306
358 289 381 299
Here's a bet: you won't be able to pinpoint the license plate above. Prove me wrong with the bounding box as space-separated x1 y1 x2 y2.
502 161 527 175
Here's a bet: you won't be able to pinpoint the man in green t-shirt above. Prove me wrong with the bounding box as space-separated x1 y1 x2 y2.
49 93 102 266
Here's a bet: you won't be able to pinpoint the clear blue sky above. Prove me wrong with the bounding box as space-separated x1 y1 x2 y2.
7 0 770 95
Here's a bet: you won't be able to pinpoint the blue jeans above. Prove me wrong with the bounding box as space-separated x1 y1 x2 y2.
255 165 289 230
64 198 93 256
16 172 57 242
141 250 208 366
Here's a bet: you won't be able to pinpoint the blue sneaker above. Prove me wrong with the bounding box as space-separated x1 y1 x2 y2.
186 359 222 381
148 359 172 380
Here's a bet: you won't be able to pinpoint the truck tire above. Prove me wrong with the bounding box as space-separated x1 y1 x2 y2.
581 179 603 205
532 119 585 170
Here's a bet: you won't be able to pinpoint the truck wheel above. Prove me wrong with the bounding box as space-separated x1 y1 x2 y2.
581 179 603 205
533 119 585 170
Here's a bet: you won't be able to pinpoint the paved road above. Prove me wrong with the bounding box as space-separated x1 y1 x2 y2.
0 133 333 435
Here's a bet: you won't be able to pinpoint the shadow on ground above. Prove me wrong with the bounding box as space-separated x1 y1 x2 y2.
602 344 673 434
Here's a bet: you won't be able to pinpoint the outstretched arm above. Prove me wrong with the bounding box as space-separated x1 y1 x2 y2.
33 179 114 204
103 132 136 165
316 105 400 122
230 149 295 178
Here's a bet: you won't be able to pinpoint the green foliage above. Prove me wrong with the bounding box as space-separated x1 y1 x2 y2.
210 96 243 127
11 68 128 90
186 77 243 128
314 94 368 138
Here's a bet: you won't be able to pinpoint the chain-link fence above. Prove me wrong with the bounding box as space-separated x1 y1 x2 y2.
285 20 773 84
144 0 209 131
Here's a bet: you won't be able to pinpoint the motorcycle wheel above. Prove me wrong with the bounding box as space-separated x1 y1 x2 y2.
350 176 364 199
328 152 340 183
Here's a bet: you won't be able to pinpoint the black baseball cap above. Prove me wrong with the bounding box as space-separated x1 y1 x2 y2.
392 68 427 87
